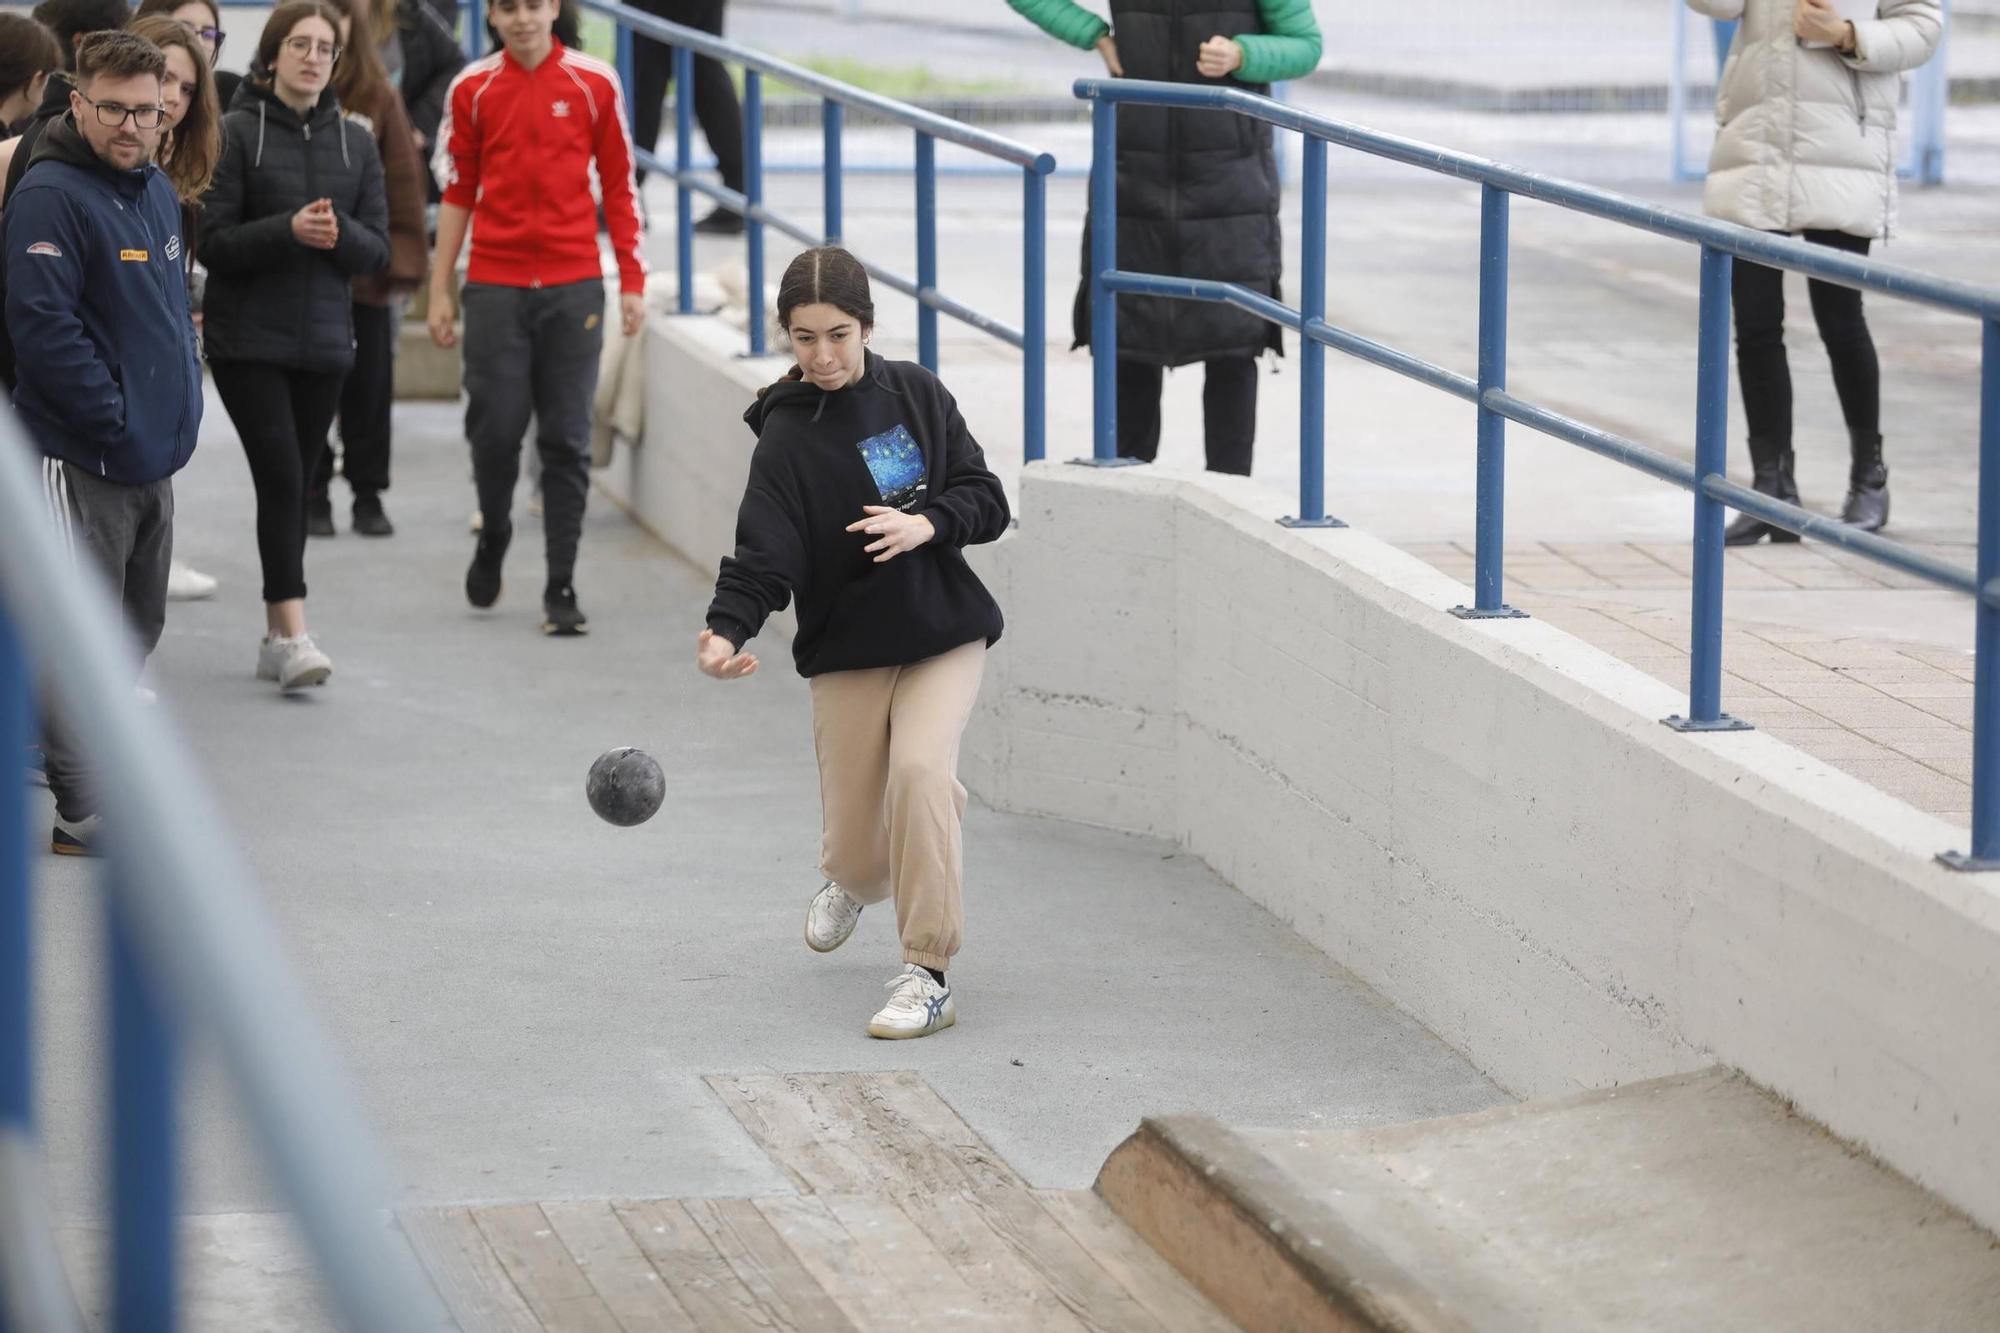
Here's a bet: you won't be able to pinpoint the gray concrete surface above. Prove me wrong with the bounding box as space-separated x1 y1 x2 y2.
1236 1069 2000 1331
24 386 1504 1227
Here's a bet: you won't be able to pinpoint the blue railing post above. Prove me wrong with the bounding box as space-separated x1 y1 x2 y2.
0 610 28 1141
1943 319 2000 870
1088 98 1119 463
822 99 843 244
111 890 177 1332
1281 134 1341 529
1454 184 1524 617
674 46 694 316
1023 165 1046 464
915 132 939 374
1667 244 1752 733
615 23 635 133
465 13 483 59
745 69 766 358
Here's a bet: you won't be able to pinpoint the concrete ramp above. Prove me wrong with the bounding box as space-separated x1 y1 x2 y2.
1095 1069 2000 1333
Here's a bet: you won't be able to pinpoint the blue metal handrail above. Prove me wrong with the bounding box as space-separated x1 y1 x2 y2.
0 405 440 1330
570 0 1057 462
1076 76 2000 871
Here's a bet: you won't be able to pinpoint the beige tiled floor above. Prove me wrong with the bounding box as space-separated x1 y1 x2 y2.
1401 541 1980 825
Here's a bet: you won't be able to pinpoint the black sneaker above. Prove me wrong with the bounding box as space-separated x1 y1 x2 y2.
352 493 394 538
542 583 588 636
693 206 745 236
306 493 336 538
466 527 509 609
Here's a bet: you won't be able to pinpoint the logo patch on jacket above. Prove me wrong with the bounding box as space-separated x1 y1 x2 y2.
24 241 62 257
119 248 149 262
856 424 927 511
166 235 182 261
551 99 572 118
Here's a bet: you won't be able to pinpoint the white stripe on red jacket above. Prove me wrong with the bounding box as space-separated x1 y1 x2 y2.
434 40 646 294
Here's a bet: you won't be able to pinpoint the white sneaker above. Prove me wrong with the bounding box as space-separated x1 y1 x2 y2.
804 881 863 953
469 508 484 534
256 633 333 691
867 964 955 1041
166 560 218 601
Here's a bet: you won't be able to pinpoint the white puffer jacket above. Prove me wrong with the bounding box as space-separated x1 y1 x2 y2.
1688 0 1942 238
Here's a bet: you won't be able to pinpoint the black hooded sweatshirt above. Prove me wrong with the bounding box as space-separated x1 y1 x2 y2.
706 352 1010 678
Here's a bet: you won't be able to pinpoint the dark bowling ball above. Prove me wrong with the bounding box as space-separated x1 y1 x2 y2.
586 747 665 827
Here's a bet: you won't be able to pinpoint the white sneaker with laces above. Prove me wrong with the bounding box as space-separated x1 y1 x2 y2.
166 560 218 601
257 633 333 691
867 964 954 1040
804 881 862 953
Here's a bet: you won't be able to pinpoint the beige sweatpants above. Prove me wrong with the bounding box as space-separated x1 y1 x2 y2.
808 639 987 972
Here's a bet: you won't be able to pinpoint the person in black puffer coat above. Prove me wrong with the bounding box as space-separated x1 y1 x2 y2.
200 0 389 691
1010 0 1322 476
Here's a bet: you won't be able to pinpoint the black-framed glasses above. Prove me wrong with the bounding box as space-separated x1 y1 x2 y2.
185 22 225 55
77 93 164 129
281 35 342 61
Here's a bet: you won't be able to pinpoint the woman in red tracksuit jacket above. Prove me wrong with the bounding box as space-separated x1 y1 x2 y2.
426 0 647 638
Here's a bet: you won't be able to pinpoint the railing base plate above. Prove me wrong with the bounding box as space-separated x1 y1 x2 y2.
1449 603 1528 620
1936 850 2000 873
1661 713 1755 733
1279 515 1347 529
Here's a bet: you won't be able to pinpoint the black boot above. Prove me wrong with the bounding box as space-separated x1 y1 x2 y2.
1723 445 1801 546
1840 432 1888 533
305 489 336 538
352 491 394 538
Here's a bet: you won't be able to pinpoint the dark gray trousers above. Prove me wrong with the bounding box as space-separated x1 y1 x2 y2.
461 279 605 588
39 457 174 821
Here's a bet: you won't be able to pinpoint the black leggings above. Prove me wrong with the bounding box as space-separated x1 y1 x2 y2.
312 301 396 499
629 0 743 191
1731 228 1879 471
1116 356 1257 476
212 361 345 603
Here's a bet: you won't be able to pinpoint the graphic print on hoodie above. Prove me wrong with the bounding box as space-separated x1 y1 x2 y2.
857 424 927 511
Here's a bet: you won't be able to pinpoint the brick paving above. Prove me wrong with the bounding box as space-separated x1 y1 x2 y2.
1400 541 1980 825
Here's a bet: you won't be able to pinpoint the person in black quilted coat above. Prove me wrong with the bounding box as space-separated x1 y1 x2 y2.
199 0 388 691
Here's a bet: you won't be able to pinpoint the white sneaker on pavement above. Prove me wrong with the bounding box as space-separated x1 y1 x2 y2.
804 880 862 953
256 633 333 691
166 560 218 601
867 964 955 1040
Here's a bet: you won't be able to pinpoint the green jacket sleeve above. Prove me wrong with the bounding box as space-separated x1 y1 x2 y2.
1005 0 1110 52
1236 0 1323 84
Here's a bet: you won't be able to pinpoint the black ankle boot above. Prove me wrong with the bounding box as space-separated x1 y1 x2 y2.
1724 446 1802 546
1841 432 1889 533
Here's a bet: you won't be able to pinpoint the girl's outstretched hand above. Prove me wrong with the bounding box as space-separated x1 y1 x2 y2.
846 506 935 563
697 628 758 679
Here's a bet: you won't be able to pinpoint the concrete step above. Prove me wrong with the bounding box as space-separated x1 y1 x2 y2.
1094 1069 2000 1333
393 319 460 401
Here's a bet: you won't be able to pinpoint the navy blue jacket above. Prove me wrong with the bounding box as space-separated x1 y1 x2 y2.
3 115 201 484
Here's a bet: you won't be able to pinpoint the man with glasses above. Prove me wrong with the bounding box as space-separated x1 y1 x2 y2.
4 30 203 855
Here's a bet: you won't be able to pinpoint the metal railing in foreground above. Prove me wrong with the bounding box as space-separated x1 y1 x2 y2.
0 406 440 1332
1075 76 2000 870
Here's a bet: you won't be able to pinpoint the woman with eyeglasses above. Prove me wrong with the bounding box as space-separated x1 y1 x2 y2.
134 0 241 109
199 0 390 691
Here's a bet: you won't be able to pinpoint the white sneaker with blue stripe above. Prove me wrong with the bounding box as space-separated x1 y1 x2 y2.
804 881 862 953
867 964 955 1040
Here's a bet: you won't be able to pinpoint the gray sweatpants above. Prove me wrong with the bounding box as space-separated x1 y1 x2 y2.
39 457 174 821
461 279 605 589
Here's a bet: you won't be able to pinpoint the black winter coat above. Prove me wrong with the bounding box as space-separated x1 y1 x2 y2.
398 1 466 197
1077 0 1283 367
199 80 390 373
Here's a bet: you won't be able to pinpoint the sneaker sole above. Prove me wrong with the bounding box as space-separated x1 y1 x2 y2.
804 919 857 954
541 621 589 636
279 665 332 691
51 838 96 857
867 1008 956 1041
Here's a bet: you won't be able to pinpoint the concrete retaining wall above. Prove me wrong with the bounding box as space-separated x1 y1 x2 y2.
625 314 2000 1235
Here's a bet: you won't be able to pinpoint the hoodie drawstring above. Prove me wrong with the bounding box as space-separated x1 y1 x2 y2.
253 101 266 167
338 115 350 168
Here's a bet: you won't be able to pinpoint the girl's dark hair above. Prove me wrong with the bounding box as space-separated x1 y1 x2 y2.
318 0 391 117
134 0 217 28
253 1 339 86
483 0 580 56
130 14 219 201
0 16 64 104
776 246 874 334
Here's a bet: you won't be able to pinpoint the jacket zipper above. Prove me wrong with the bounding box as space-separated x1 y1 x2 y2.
301 115 317 362
134 200 194 467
